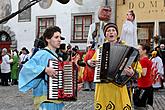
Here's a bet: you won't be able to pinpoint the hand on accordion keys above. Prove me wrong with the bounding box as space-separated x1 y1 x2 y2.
123 66 135 77
45 67 58 78
87 59 97 68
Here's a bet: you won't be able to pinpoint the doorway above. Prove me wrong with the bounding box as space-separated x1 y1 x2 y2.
0 31 11 51
0 31 11 63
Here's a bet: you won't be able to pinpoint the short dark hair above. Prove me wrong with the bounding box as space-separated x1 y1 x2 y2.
21 47 29 54
59 43 66 50
140 43 151 55
43 26 61 46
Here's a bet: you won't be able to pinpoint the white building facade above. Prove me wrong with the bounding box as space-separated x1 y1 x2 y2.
0 0 116 51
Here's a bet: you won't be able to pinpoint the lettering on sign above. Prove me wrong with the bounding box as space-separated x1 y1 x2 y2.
128 0 165 14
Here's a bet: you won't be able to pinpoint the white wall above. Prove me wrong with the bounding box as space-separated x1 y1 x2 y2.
5 0 113 51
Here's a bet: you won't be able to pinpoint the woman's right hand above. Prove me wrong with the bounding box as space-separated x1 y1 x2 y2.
87 59 97 67
45 67 58 78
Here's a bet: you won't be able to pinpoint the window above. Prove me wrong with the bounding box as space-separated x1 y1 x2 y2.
159 22 165 39
137 22 154 47
72 14 93 42
37 16 55 38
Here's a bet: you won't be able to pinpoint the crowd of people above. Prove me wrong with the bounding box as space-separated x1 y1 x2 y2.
0 7 165 110
0 47 30 86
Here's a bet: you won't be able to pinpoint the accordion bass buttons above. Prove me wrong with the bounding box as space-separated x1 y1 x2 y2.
93 43 139 86
104 51 109 69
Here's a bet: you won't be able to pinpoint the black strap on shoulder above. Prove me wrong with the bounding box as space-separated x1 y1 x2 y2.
42 48 61 61
35 48 61 82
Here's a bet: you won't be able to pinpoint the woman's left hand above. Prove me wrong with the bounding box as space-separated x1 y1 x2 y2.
124 66 135 77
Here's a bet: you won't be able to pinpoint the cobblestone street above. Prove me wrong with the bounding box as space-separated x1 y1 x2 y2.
0 85 94 110
0 85 165 110
0 85 33 110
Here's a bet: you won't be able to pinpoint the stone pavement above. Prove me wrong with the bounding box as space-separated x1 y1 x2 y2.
64 89 165 110
63 90 94 110
153 89 165 110
0 85 165 110
0 85 33 110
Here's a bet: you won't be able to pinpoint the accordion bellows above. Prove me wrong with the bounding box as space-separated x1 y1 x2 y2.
94 42 139 87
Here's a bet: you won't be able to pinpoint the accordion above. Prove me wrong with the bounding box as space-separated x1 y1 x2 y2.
47 60 78 101
94 42 139 87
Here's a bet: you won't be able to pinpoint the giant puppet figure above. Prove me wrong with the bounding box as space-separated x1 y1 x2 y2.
83 0 111 91
87 0 112 49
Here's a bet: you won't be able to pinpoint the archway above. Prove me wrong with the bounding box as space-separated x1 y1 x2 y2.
0 30 11 52
0 25 17 63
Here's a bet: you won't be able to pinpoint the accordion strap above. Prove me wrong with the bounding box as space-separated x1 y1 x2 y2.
35 49 62 83
43 48 62 61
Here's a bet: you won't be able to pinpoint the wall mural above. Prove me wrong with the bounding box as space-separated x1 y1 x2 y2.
74 0 83 5
0 0 12 24
18 0 31 22
39 0 53 9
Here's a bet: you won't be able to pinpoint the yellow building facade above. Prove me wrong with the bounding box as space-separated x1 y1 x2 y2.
116 0 165 48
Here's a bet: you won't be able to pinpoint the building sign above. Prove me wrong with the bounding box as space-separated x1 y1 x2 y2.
128 0 165 14
137 28 149 45
137 28 148 39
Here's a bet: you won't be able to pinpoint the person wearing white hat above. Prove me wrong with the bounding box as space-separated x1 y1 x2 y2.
87 5 112 49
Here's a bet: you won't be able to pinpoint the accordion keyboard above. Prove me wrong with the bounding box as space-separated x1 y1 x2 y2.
94 48 102 82
48 60 77 101
48 60 62 99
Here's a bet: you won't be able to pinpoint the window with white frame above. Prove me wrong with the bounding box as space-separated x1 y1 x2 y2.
71 14 93 42
36 16 55 38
